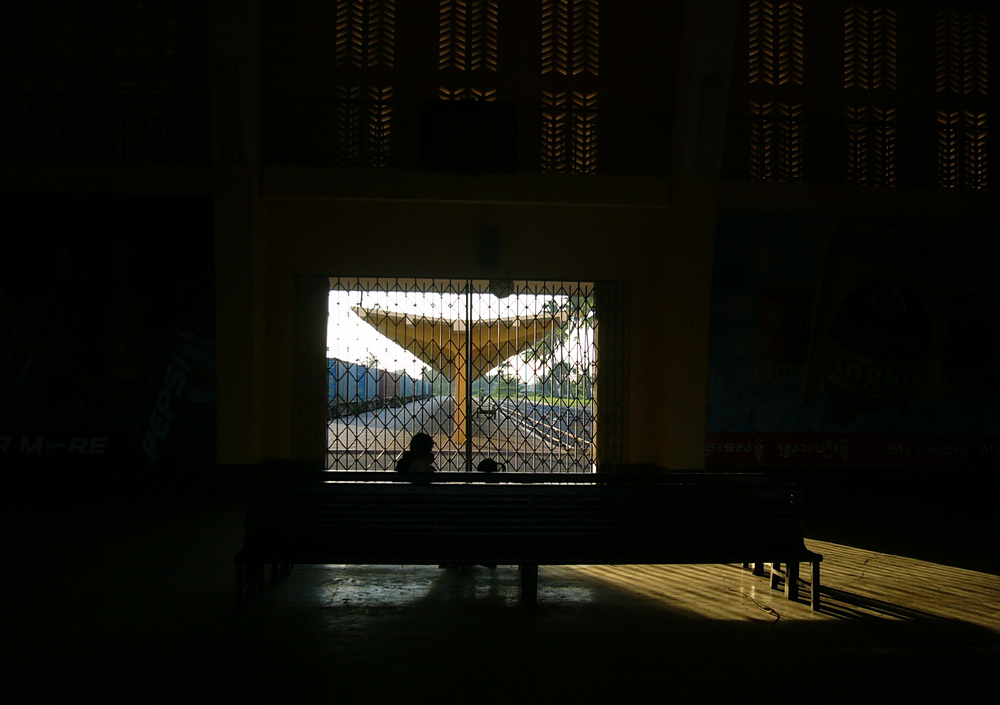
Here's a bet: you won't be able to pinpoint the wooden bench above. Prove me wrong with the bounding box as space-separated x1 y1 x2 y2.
234 474 823 611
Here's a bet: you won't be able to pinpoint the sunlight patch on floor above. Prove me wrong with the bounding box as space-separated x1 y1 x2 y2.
555 539 1000 631
554 563 808 622
806 539 1000 629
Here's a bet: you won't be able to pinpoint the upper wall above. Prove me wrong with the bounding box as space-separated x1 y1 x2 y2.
260 0 681 110
258 0 682 175
723 1 998 189
0 1 212 164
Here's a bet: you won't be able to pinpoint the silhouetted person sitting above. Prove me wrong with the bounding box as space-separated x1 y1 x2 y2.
476 458 505 473
394 432 436 473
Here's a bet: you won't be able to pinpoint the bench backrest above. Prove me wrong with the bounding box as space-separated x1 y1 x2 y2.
242 481 814 565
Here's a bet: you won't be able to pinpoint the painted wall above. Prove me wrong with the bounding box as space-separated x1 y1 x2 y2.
706 210 1000 466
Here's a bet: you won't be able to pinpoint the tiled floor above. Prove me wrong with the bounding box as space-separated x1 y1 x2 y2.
8 491 999 701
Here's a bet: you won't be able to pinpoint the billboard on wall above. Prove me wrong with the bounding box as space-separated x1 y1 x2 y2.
706 211 1000 465
0 195 216 464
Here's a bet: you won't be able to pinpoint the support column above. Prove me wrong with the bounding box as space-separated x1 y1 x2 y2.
451 334 468 451
293 275 331 465
210 0 263 464
656 0 739 468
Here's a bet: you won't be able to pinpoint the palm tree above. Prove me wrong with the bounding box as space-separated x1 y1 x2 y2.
522 294 595 399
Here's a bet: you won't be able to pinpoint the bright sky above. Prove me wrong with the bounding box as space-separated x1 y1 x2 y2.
327 289 593 381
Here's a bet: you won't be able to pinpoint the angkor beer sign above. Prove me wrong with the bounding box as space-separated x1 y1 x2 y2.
705 213 1000 465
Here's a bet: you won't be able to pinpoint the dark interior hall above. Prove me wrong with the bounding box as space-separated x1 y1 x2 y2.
2 1 997 699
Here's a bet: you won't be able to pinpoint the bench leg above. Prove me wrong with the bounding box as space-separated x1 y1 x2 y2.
235 559 263 606
811 561 821 612
769 562 781 590
270 562 292 586
250 562 264 598
784 561 800 601
519 564 538 608
235 559 245 609
753 562 766 577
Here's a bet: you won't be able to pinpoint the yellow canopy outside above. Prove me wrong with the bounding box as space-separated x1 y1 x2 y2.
352 305 567 448
351 307 567 381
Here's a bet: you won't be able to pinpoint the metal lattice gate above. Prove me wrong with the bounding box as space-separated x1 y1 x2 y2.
326 277 626 473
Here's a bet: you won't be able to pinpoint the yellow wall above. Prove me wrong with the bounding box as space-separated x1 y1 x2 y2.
251 169 718 468
214 164 267 465
213 168 999 468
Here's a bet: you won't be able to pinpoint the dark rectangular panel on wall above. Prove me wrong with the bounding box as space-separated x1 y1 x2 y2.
420 100 518 173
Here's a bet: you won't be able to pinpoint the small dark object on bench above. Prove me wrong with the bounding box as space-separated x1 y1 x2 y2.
234 478 822 610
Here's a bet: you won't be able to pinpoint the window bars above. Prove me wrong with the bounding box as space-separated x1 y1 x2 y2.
326 277 626 473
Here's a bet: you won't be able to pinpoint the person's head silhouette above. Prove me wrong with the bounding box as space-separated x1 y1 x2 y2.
410 432 434 456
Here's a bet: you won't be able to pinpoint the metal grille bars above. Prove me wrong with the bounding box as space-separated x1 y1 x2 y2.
326 277 625 473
